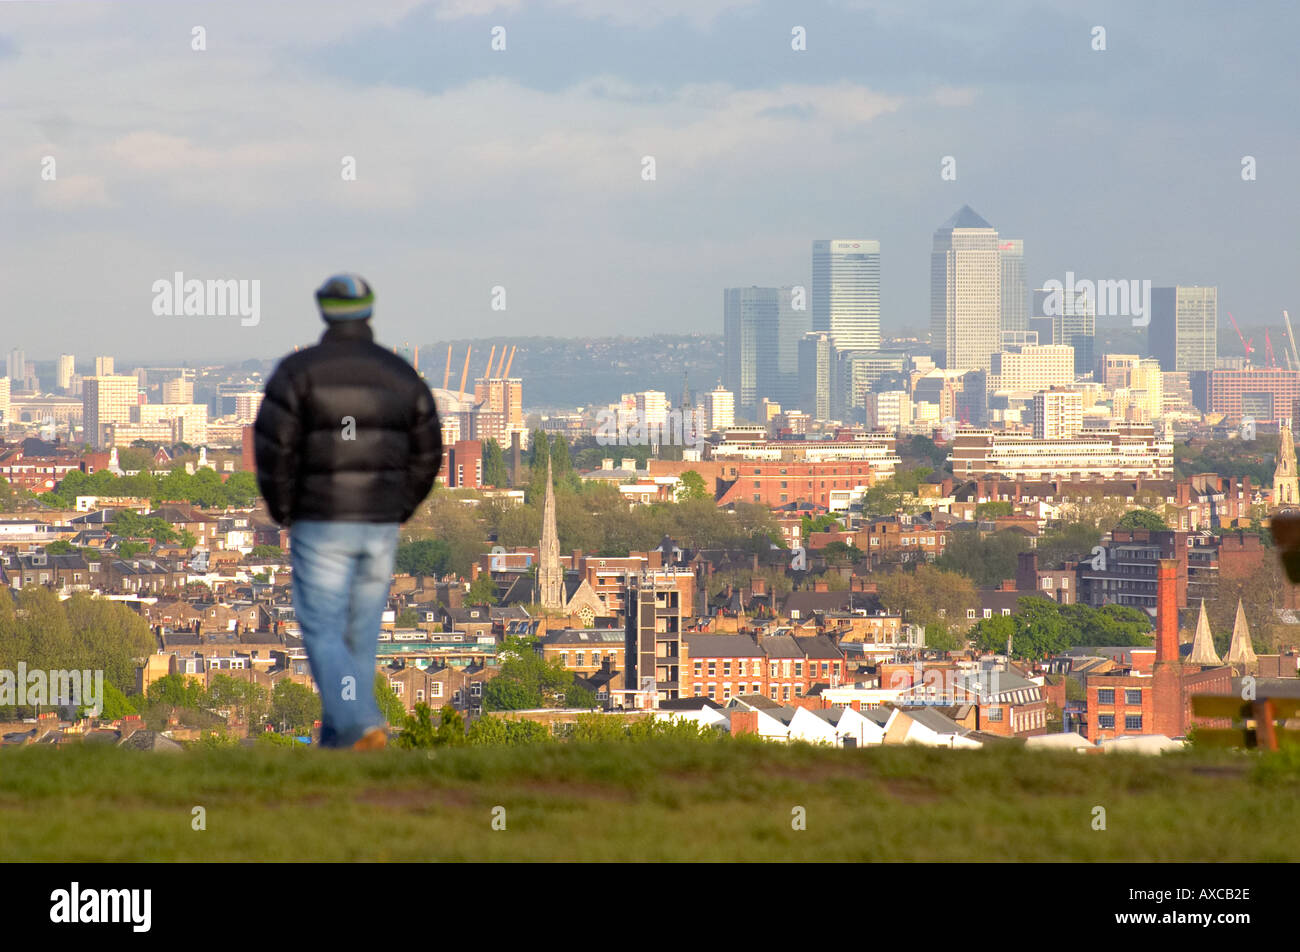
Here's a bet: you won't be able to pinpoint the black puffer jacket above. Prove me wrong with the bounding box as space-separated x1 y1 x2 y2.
253 321 442 525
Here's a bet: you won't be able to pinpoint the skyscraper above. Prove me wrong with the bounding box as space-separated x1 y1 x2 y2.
931 206 1001 373
94 355 115 377
812 239 881 352
703 385 735 431
6 349 25 385
1149 286 1218 373
797 331 833 421
57 354 76 391
723 286 807 416
1032 287 1096 376
999 239 1026 333
83 375 137 449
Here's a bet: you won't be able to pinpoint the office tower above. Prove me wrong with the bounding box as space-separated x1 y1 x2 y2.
0 377 9 424
1149 286 1218 373
865 389 911 432
988 344 1075 394
931 206 1000 372
1103 355 1164 420
134 403 209 445
162 377 195 404
1033 388 1084 439
1033 286 1096 376
83 375 137 449
812 240 881 352
5 349 24 383
94 356 115 377
723 286 807 416
703 386 735 431
833 350 908 421
1000 239 1027 333
797 331 833 420
56 354 75 391
235 392 263 420
634 390 668 430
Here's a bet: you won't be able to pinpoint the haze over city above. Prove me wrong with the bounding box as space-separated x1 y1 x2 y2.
4 0 1299 361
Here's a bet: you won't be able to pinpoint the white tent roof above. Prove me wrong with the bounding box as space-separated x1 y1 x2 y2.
1099 734 1184 755
1025 731 1094 751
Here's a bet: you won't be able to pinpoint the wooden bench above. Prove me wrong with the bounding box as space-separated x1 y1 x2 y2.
1190 695 1300 750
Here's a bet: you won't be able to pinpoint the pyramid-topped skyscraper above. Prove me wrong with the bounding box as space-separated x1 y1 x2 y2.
931 205 1000 373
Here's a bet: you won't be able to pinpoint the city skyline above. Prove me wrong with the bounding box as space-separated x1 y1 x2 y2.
3 1 1297 360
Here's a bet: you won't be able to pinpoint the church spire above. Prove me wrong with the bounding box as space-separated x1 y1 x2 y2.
1275 422 1299 507
1186 599 1222 666
1224 599 1258 672
538 455 564 611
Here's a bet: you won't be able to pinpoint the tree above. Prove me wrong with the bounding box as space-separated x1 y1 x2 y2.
971 613 1017 654
395 538 452 577
375 674 407 726
566 683 599 710
393 703 466 748
935 528 1030 588
146 673 206 710
877 565 978 629
1115 509 1169 531
466 573 499 605
924 621 964 652
434 705 467 746
467 716 552 745
1036 520 1103 570
395 607 421 628
677 470 710 501
271 680 320 733
393 703 438 749
481 439 510 488
483 635 572 710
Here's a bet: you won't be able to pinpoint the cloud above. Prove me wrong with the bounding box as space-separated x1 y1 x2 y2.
32 173 111 209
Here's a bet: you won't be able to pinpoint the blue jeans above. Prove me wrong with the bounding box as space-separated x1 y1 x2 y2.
290 520 400 748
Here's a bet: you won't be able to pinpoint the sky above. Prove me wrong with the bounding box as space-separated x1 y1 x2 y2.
2 0 1297 364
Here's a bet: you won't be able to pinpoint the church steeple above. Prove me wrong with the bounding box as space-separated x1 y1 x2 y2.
1186 599 1222 666
538 455 564 611
1274 422 1299 507
1224 599 1258 672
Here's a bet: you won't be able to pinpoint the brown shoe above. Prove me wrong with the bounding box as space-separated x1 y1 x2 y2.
352 727 388 751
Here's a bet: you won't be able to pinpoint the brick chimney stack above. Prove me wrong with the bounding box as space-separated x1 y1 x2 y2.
1156 558 1179 664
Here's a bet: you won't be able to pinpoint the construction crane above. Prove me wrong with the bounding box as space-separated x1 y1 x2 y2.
1227 312 1254 363
1265 329 1279 369
1285 310 1300 371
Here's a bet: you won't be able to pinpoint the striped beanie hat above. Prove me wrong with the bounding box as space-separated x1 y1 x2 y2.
315 273 374 321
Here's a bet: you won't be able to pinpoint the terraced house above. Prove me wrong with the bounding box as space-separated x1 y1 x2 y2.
684 632 845 705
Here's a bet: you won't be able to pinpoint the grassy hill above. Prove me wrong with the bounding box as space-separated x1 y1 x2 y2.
1 740 1296 862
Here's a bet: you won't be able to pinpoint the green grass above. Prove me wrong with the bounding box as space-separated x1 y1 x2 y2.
1 741 1297 861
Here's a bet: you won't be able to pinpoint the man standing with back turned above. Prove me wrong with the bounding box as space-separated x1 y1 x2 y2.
254 274 442 750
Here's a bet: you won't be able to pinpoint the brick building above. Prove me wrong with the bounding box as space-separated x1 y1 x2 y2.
683 632 845 705
1085 559 1233 741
